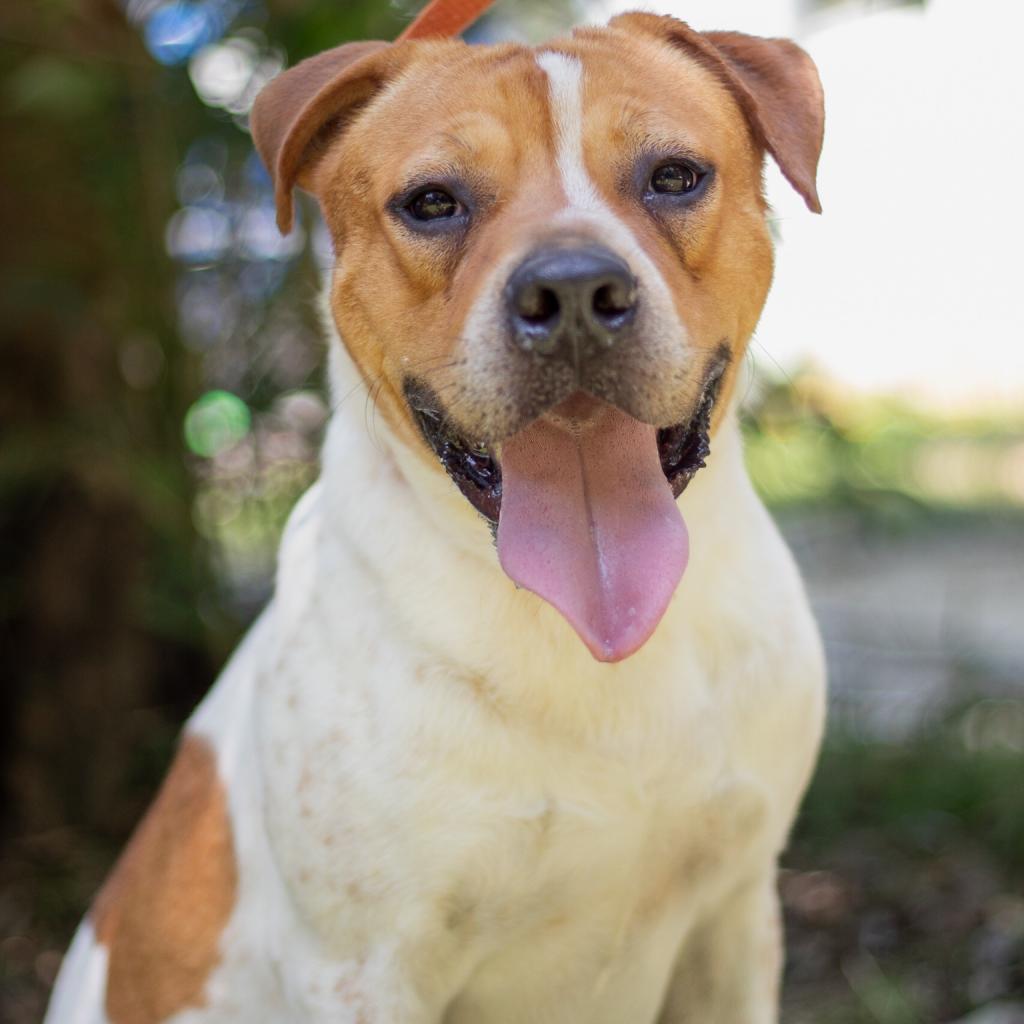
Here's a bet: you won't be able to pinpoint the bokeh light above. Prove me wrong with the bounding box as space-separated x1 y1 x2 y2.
189 31 284 115
143 1 226 66
165 205 233 264
183 389 251 457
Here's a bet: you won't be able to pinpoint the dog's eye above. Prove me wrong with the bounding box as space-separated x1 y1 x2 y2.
407 189 460 221
650 163 702 195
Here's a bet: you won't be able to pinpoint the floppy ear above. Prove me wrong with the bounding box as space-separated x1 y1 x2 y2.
611 14 825 213
250 40 398 234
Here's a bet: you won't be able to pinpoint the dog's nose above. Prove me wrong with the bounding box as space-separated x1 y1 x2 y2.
505 244 637 363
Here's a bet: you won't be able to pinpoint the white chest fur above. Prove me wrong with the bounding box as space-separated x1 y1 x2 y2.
175 345 826 1023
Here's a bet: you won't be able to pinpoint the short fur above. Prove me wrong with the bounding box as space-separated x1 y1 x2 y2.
45 14 826 1024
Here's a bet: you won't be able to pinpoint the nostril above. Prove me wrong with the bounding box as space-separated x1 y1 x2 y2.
593 284 625 316
517 286 560 326
506 245 636 359
591 280 636 324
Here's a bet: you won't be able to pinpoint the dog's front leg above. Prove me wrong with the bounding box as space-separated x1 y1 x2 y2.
657 870 783 1024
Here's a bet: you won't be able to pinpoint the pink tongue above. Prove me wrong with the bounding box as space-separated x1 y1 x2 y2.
496 401 689 662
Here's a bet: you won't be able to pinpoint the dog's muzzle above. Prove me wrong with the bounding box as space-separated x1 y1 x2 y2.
504 243 638 371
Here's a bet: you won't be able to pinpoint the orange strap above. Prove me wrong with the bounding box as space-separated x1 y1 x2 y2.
397 0 496 41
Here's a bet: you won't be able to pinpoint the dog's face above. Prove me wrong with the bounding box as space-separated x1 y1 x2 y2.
253 14 824 662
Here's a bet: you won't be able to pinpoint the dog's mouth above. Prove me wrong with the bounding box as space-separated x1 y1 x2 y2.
404 363 726 662
406 391 505 525
405 365 724 526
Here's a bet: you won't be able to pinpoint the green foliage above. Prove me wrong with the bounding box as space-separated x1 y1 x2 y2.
269 0 408 60
5 55 113 117
744 373 1024 524
798 721 1024 875
784 705 1024 1023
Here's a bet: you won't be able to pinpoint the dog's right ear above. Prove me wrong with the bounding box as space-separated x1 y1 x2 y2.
251 40 399 234
610 13 825 214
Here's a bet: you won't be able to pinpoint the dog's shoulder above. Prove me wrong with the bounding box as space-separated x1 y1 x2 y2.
91 732 236 1022
43 726 237 1024
45 593 284 1023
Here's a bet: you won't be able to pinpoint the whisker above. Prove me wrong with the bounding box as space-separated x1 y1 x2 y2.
362 375 388 453
330 373 372 415
751 336 795 391
741 345 758 408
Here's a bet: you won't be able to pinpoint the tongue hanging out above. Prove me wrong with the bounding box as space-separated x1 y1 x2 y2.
496 399 689 662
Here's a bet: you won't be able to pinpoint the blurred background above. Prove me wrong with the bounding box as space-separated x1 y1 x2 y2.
1 0 1021 1020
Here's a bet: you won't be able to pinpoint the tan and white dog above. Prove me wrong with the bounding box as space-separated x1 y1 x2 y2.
45 12 827 1024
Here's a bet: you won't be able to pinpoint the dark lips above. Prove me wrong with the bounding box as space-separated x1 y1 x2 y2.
404 364 726 527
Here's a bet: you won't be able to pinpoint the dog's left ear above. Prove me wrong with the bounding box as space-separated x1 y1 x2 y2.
612 14 825 213
251 40 403 233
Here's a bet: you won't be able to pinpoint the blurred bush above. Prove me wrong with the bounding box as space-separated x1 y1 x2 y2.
783 710 1024 1023
745 371 1024 522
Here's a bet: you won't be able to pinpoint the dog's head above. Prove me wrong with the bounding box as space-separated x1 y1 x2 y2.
252 14 824 662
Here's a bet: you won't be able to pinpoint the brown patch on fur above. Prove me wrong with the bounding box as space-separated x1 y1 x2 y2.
611 14 825 213
250 17 823 466
91 734 237 1024
560 24 781 421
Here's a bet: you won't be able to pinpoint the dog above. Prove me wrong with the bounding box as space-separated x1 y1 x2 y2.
45 11 826 1023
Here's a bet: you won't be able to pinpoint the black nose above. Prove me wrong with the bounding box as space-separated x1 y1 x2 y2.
505 244 638 365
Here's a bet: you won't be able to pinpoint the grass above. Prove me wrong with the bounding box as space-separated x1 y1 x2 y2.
782 709 1024 1022
743 373 1024 522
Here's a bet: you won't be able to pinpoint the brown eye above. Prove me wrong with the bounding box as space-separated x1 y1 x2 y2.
407 188 459 221
651 163 701 195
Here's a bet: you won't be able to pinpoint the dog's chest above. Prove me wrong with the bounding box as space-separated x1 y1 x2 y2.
436 767 771 1022
255 634 775 1020
224 451 824 1020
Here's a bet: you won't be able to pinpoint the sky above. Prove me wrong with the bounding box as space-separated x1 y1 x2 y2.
581 0 1024 410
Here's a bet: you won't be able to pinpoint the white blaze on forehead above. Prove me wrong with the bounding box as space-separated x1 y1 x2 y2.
535 50 648 258
458 50 687 393
535 50 686 350
536 51 605 214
